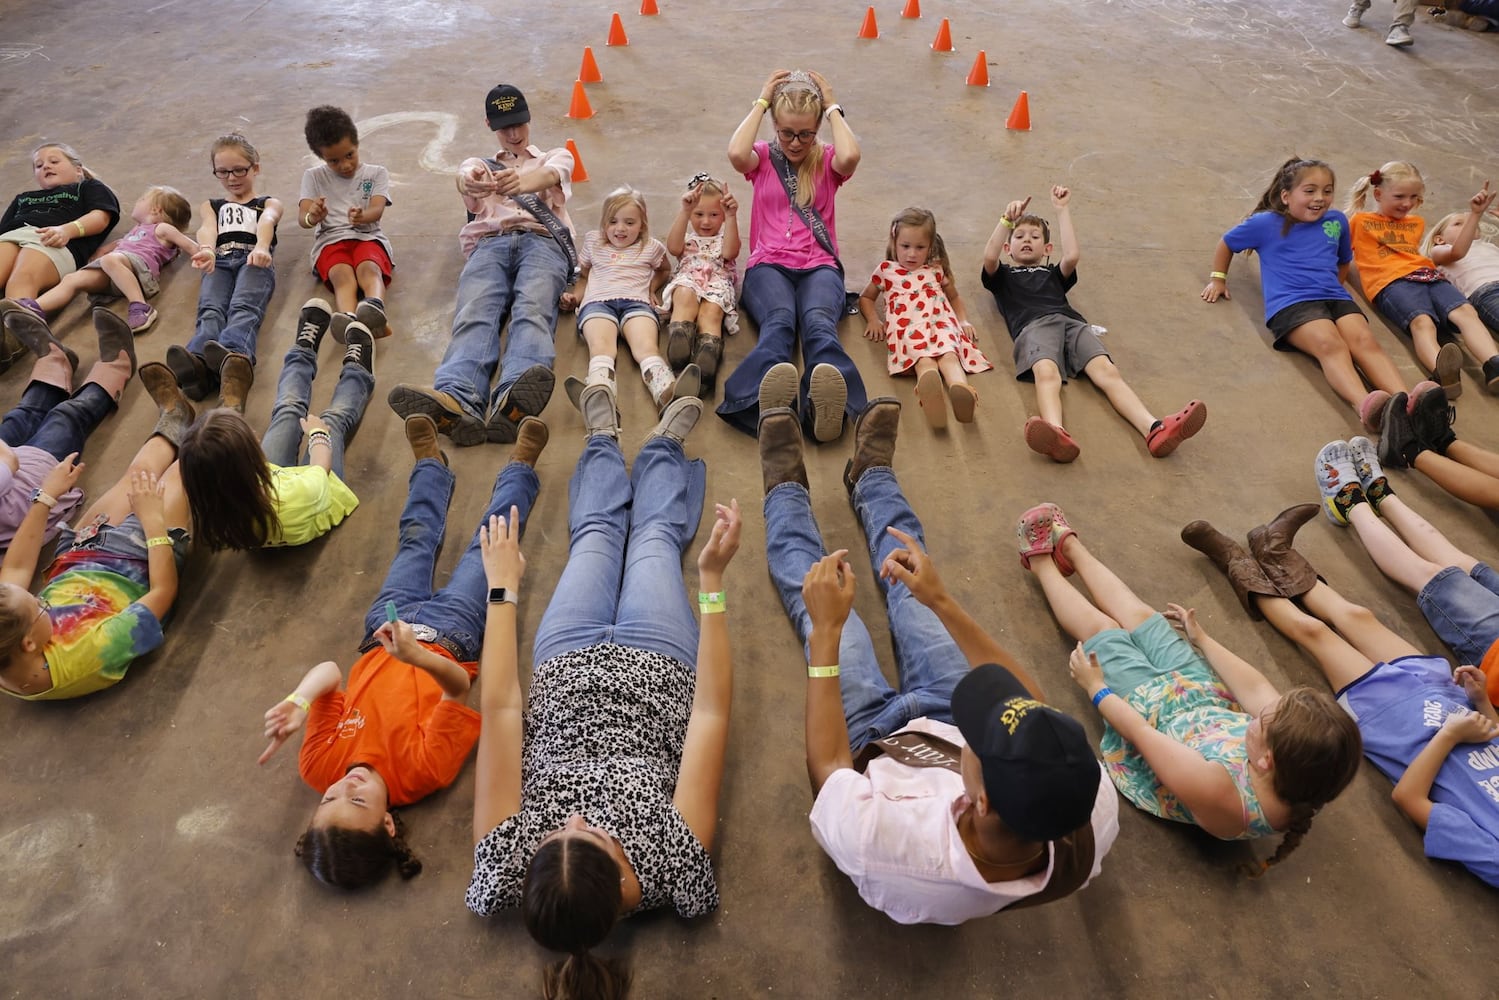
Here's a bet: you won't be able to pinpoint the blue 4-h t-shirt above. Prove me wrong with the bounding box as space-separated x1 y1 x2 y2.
1222 209 1354 323
1338 655 1499 888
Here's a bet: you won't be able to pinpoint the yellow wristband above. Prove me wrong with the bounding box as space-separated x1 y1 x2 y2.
283 693 311 712
73 220 87 237
146 535 173 548
754 98 770 111
698 591 726 614
808 664 840 678
1000 217 1015 229
1210 271 1228 280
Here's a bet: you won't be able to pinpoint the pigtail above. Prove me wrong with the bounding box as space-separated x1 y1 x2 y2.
294 807 421 889
930 230 953 276
1240 802 1316 878
1345 174 1375 214
543 952 632 1000
389 811 423 880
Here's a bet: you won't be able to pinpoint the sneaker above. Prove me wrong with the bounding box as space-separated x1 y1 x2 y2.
1410 382 1456 454
1483 356 1499 394
126 301 158 333
1358 389 1391 434
328 312 354 346
758 362 799 413
404 413 447 465
165 345 211 401
1315 441 1365 525
388 384 486 446
342 322 375 376
1348 435 1395 505
1023 416 1080 463
355 298 389 338
578 380 620 438
807 363 847 443
1386 22 1414 44
1433 342 1463 399
1376 392 1419 469
647 395 705 444
485 365 556 444
1017 503 1073 572
1343 3 1363 26
1146 400 1207 458
297 297 333 352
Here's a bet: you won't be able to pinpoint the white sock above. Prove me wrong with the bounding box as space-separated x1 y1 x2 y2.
588 355 616 384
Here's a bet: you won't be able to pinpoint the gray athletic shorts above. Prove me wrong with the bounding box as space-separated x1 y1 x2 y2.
1012 313 1110 382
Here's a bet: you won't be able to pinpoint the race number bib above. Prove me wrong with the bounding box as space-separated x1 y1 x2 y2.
216 201 260 238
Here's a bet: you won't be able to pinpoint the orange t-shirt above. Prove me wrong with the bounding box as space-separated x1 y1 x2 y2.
1349 211 1432 300
298 643 481 807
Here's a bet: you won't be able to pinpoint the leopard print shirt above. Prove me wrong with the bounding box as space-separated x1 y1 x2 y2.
466 642 719 918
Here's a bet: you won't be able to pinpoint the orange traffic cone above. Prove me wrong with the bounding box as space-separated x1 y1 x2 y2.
966 50 989 86
640 0 658 12
607 11 629 45
858 6 879 38
579 46 602 84
902 0 920 17
567 81 595 119
566 139 589 182
1006 90 1031 130
931 17 953 50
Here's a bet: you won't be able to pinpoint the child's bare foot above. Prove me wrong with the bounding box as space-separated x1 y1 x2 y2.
1024 416 1080 463
948 382 977 423
916 367 946 428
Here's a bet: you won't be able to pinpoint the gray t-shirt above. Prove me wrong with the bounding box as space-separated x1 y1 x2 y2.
298 162 394 269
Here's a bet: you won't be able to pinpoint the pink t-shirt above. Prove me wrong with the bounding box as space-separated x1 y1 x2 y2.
742 141 847 271
579 233 666 306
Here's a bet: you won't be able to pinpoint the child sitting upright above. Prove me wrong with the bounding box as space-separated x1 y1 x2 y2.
17 185 194 334
660 174 741 394
858 206 989 429
298 106 394 341
981 185 1205 463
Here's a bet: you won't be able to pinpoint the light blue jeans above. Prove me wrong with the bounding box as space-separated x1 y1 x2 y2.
260 344 374 479
187 249 276 362
532 435 706 667
763 468 968 753
434 231 569 420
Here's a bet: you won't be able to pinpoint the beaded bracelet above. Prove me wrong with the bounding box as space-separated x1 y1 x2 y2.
307 430 333 449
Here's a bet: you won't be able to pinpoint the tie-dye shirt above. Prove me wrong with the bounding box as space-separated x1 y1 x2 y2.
9 545 165 700
1099 669 1277 840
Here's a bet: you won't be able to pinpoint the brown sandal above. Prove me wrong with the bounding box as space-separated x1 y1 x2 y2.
948 382 978 423
916 367 947 429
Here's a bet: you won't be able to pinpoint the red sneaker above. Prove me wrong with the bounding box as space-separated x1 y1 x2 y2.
1147 400 1207 458
1024 416 1080 463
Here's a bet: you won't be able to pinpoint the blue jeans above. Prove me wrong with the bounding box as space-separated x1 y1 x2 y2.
763 469 968 753
1373 276 1469 335
187 249 277 362
261 344 374 479
532 435 706 667
718 263 867 438
1417 561 1499 665
360 458 541 663
0 382 116 459
1471 281 1499 335
434 231 569 420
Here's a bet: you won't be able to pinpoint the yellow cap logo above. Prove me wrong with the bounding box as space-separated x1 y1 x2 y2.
491 96 518 112
999 697 1043 735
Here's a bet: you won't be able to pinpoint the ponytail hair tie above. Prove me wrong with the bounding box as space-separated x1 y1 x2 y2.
687 171 712 190
1369 169 1383 186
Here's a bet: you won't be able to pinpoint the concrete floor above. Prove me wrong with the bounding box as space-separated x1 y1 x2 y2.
3 0 1498 996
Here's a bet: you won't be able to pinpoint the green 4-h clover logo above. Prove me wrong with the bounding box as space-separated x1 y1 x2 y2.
1323 219 1342 241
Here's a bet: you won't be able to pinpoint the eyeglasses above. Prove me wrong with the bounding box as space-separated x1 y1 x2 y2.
776 129 818 146
34 596 50 620
212 166 253 179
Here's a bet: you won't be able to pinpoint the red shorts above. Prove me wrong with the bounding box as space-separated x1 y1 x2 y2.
314 239 394 284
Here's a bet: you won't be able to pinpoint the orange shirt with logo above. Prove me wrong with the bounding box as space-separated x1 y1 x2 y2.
1349 211 1432 300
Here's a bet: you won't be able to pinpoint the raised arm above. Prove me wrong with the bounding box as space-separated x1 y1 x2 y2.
666 188 695 258
720 188 741 261
1071 644 1248 839
982 197 1031 274
1429 181 1495 266
1051 185 1079 276
1392 709 1499 830
729 71 787 173
808 71 859 177
674 501 742 848
880 526 1042 696
0 455 83 588
127 469 178 621
472 509 526 845
1164 604 1281 715
802 550 857 794
1201 239 1234 302
258 659 343 765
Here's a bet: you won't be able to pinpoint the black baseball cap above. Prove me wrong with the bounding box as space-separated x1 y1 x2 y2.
952 664 1100 842
485 84 530 129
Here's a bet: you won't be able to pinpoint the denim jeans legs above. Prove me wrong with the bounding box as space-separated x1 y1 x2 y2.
763 469 969 753
1417 561 1499 665
433 232 569 420
187 250 276 362
261 344 375 479
0 382 115 458
532 435 706 667
361 458 541 662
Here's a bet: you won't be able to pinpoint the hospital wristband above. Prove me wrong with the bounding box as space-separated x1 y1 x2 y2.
1210 271 1228 280
698 591 727 614
754 98 770 111
807 664 840 679
1091 686 1114 708
283 693 311 712
146 536 174 548
73 220 87 237
1000 218 1015 229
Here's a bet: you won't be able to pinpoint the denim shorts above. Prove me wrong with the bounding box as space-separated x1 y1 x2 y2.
54 513 190 572
1374 276 1470 334
1012 313 1110 382
1416 562 1499 665
1267 297 1363 348
1083 612 1213 694
577 297 657 331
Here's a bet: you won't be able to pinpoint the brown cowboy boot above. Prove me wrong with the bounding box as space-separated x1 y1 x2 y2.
405 414 447 466
1247 503 1321 600
758 406 807 492
1181 520 1281 621
510 416 549 468
217 353 254 413
843 398 902 494
138 363 197 447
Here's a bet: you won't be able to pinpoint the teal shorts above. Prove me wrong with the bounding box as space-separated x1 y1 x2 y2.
1082 612 1214 694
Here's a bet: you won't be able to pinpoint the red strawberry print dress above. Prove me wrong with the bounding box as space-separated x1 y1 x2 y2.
871 260 992 376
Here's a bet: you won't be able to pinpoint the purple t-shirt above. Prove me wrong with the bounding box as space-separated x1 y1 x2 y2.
742 141 847 272
112 223 179 278
0 447 82 548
